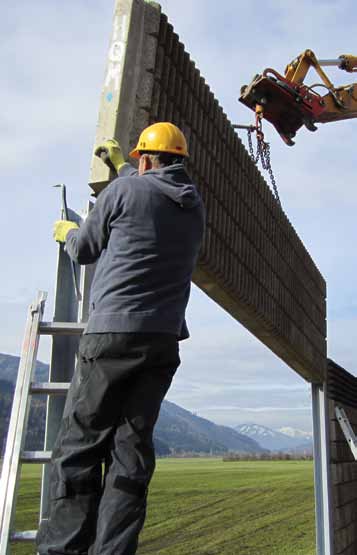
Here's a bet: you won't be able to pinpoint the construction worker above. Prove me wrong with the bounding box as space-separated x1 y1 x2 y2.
36 122 205 555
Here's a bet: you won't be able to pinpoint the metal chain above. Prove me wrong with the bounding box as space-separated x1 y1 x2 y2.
247 128 258 163
259 140 281 208
246 127 281 208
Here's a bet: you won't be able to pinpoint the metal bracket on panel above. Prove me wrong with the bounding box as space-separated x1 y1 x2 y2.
335 406 357 460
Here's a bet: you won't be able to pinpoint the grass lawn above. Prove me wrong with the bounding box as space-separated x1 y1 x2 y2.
11 459 315 555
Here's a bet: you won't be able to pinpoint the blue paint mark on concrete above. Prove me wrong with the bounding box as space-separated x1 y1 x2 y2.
106 92 113 102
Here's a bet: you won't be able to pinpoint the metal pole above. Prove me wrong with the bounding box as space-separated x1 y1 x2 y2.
39 207 82 525
78 201 96 323
311 383 333 555
53 184 81 302
318 59 341 67
232 124 257 131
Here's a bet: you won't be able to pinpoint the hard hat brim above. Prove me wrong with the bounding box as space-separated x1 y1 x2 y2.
129 148 141 159
129 147 189 159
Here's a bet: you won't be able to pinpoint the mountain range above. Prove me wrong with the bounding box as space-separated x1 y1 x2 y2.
157 400 262 454
236 423 313 452
278 426 313 441
0 353 313 455
0 353 263 456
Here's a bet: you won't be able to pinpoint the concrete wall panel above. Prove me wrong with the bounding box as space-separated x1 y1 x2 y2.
89 0 326 382
328 360 357 555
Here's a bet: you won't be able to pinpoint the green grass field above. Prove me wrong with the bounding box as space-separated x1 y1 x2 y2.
12 459 315 555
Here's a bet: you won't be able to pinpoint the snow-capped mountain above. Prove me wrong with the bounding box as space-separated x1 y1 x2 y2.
235 423 313 452
278 427 313 440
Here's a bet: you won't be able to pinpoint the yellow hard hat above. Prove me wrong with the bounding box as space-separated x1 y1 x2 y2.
129 122 189 159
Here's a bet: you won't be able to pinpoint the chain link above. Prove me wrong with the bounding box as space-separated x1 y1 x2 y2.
247 128 258 163
247 127 281 208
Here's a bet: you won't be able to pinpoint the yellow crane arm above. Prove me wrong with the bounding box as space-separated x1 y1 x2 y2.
239 50 357 144
284 50 357 124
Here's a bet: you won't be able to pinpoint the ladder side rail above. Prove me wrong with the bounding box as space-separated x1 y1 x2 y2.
0 307 36 512
335 406 357 460
0 292 47 554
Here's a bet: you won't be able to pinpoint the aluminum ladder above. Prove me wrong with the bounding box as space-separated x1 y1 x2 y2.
0 291 84 553
335 406 357 460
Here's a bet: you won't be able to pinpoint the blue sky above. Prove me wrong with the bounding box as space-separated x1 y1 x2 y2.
1 0 357 431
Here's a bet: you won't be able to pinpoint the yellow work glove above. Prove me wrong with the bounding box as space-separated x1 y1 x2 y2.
53 220 79 243
94 138 125 174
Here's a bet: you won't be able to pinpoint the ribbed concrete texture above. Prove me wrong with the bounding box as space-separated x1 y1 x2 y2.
89 0 326 382
327 360 357 555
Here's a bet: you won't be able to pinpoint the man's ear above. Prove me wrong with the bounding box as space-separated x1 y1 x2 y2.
139 154 152 175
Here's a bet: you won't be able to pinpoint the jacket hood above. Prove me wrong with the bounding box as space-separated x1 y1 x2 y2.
145 164 201 209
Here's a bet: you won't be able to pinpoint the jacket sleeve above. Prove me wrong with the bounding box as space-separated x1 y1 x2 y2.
65 183 119 265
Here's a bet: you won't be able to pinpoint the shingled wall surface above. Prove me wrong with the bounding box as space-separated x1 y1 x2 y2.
89 0 326 382
328 360 357 555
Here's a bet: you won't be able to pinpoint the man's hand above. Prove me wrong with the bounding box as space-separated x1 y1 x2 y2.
53 220 79 243
95 139 125 174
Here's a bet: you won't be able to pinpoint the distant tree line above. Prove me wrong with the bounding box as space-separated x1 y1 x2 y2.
223 451 313 462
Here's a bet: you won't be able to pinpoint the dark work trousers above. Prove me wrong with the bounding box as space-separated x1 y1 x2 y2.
36 332 180 555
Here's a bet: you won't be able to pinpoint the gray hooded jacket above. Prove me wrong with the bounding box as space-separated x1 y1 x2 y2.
66 163 205 339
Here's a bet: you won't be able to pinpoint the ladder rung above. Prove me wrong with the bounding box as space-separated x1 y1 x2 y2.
39 322 85 335
30 382 70 394
21 450 52 463
11 530 37 542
